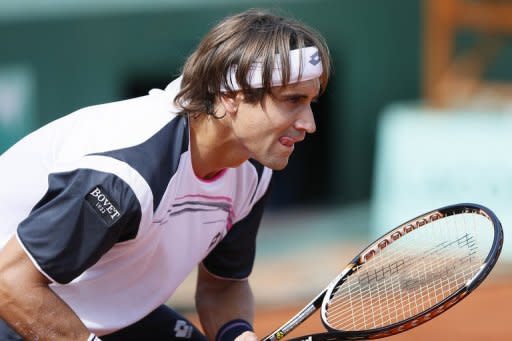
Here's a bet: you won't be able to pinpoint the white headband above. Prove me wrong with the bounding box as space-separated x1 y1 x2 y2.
222 46 323 92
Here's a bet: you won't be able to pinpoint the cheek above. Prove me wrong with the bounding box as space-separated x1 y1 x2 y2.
233 110 267 141
237 107 270 131
240 111 266 132
236 101 292 138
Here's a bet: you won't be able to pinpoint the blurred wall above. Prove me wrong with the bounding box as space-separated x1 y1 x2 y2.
0 0 421 208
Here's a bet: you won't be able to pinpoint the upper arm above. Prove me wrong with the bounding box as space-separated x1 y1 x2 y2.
0 235 50 292
17 168 142 284
197 262 233 291
196 263 252 301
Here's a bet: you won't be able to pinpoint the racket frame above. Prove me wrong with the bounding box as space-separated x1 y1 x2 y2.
264 203 503 341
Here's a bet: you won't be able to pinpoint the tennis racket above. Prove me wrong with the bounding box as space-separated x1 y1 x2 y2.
262 203 503 341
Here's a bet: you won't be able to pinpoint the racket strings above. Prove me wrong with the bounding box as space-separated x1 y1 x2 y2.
328 239 478 329
324 212 491 331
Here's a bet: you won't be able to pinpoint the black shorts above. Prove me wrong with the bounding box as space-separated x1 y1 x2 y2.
0 305 206 341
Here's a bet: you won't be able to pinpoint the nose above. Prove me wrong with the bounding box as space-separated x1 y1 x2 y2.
294 105 316 134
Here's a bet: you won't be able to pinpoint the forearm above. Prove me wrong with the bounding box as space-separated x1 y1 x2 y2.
195 265 255 340
0 282 90 340
0 236 90 341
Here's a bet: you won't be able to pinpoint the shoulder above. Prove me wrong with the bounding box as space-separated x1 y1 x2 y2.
90 114 189 212
52 95 188 213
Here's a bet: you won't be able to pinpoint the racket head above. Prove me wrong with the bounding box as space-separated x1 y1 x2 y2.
316 203 503 340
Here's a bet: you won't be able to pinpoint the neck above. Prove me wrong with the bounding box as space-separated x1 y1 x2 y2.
188 114 248 179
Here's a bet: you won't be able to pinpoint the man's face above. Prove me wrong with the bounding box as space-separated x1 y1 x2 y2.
230 78 320 170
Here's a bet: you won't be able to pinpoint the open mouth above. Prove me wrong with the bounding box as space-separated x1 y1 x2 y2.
279 136 296 148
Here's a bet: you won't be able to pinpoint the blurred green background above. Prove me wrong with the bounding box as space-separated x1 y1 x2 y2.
0 0 420 208
1 0 511 266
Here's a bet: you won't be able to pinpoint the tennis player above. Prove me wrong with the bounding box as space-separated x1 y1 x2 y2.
0 9 330 341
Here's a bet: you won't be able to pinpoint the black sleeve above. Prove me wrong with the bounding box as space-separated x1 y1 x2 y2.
202 186 271 279
17 169 141 284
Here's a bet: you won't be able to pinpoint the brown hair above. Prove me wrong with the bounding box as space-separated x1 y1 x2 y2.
174 8 331 117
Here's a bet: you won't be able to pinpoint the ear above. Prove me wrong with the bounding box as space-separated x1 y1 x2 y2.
219 93 242 115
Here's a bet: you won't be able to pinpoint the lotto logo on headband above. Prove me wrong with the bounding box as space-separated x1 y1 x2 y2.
309 51 321 66
222 46 323 91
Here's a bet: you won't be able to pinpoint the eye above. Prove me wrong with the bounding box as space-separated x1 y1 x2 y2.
287 96 303 104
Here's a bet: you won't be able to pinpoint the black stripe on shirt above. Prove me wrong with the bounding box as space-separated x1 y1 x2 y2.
248 159 265 203
93 115 188 212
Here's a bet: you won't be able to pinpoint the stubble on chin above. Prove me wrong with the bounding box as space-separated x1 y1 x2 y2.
261 156 290 171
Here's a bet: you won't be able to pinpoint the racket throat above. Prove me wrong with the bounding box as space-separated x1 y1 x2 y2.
261 290 324 341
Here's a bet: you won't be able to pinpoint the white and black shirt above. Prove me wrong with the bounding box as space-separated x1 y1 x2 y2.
0 77 272 335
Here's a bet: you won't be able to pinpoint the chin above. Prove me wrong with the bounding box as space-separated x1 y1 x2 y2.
270 163 288 171
259 157 289 170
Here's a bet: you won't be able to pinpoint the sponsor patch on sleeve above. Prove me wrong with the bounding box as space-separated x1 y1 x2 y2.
85 185 123 226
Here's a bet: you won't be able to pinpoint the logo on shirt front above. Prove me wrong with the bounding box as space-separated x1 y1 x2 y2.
86 186 123 226
207 232 223 251
174 320 193 338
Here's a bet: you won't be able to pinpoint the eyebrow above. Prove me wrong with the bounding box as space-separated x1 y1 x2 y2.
280 92 320 101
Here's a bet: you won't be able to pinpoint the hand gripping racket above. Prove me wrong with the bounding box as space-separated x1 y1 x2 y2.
262 203 503 340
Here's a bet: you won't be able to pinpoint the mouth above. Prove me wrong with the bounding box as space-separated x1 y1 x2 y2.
279 135 304 150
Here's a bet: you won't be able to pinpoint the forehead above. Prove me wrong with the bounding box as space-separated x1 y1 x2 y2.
272 78 321 95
